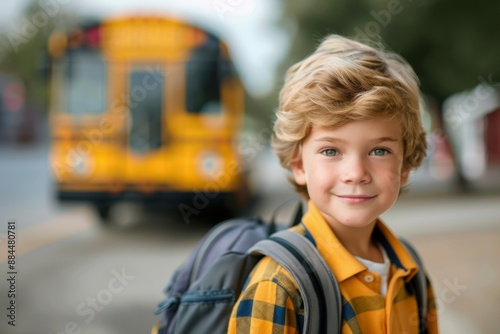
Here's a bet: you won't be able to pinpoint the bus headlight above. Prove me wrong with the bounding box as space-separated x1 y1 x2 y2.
67 150 93 178
198 152 221 178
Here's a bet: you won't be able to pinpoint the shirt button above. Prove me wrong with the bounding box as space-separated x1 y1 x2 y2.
364 274 374 283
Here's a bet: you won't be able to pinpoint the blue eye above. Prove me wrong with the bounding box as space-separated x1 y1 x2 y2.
371 148 389 156
321 149 339 157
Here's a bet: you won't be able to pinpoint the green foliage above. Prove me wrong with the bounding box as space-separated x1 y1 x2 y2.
0 0 71 113
279 0 500 106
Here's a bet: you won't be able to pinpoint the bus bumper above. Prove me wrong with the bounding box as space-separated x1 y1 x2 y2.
57 190 235 208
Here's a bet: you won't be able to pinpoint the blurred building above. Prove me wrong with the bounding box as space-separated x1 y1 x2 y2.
443 84 500 184
0 72 31 144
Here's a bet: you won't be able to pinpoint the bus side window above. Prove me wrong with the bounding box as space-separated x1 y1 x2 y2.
64 51 107 116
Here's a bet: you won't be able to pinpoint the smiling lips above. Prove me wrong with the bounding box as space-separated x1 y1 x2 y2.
336 195 376 203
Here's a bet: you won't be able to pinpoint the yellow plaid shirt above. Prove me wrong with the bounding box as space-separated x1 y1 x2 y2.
228 201 438 334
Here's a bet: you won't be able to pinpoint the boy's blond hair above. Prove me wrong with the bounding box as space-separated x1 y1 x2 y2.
272 34 427 198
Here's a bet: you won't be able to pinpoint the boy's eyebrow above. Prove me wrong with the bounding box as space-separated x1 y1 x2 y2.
313 136 399 143
313 137 347 143
374 137 399 143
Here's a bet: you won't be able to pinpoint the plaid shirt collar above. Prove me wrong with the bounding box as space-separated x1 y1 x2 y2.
302 200 419 283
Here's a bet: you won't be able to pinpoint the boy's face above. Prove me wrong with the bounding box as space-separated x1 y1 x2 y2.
291 118 409 230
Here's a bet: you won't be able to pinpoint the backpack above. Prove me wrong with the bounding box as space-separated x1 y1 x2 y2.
153 206 428 334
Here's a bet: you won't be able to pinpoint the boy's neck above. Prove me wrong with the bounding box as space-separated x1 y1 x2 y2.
329 220 383 263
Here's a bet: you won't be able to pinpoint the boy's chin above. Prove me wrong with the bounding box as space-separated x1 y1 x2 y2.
322 212 379 230
337 220 378 229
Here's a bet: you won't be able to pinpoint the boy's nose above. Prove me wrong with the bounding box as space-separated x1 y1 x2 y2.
340 157 371 184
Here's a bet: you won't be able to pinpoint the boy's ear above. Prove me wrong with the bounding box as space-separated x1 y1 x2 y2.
400 167 410 185
290 159 307 185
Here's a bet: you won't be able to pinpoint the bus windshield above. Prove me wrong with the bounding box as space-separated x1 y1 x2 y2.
128 67 164 153
185 35 232 114
62 51 107 116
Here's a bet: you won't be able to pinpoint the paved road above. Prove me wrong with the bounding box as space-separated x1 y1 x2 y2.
0 143 499 333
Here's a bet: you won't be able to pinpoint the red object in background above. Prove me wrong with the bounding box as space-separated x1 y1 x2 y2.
86 26 101 48
2 82 25 112
485 108 500 165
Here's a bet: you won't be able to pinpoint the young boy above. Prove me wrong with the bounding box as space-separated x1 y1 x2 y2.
228 35 438 333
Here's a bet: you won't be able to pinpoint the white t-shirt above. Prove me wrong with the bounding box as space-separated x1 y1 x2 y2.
355 245 391 296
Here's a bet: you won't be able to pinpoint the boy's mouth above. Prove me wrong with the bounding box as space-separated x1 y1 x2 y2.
335 195 376 203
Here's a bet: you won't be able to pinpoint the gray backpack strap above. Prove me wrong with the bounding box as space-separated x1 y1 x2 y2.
400 238 428 334
249 230 342 334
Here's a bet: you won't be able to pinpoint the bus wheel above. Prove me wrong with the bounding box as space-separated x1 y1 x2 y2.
95 205 112 224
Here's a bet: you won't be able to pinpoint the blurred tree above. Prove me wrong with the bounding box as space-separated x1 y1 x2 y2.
278 0 500 107
0 0 74 114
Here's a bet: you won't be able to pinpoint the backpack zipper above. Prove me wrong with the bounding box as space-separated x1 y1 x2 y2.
181 289 235 304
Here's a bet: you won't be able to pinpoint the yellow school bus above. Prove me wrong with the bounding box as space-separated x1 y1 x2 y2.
47 16 249 222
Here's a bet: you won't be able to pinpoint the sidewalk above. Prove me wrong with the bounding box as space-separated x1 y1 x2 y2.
410 229 499 334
